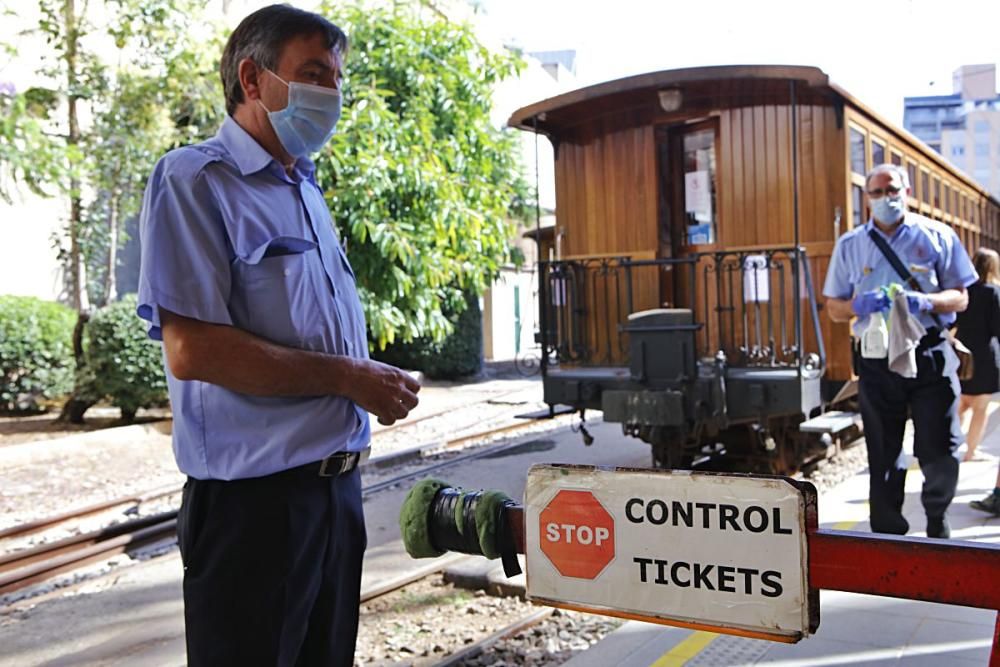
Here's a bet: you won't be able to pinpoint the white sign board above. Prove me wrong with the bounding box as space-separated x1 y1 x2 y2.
743 255 770 302
684 170 712 222
524 464 815 641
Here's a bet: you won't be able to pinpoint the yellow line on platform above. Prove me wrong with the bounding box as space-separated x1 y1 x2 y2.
831 520 859 530
649 631 718 667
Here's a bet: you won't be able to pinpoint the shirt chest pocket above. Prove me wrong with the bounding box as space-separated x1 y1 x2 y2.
232 236 326 348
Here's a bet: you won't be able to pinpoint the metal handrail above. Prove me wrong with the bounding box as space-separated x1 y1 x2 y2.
537 247 826 376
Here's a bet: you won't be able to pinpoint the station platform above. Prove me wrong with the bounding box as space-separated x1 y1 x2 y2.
565 426 1000 666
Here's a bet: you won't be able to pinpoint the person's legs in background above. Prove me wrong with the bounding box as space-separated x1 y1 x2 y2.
970 467 1000 516
962 393 992 462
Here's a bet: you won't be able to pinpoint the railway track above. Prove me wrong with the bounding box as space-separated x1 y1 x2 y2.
0 409 575 599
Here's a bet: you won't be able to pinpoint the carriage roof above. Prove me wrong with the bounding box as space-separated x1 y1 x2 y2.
507 64 995 202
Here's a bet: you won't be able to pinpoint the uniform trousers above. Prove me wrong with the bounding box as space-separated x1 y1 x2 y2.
177 463 366 667
857 338 962 533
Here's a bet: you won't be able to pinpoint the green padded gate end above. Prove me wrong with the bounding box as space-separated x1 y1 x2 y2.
399 478 450 558
475 490 513 559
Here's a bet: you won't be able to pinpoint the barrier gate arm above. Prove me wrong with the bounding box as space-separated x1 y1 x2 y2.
504 505 1000 663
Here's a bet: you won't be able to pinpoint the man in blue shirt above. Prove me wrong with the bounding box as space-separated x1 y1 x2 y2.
824 163 976 539
136 6 420 665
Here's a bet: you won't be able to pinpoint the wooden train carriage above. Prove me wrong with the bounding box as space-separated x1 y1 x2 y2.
509 65 1000 387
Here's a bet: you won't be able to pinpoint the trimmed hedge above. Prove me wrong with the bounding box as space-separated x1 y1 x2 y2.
77 294 167 421
0 295 76 412
374 292 483 380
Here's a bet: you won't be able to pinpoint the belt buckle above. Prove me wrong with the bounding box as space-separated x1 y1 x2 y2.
318 455 340 477
318 453 354 477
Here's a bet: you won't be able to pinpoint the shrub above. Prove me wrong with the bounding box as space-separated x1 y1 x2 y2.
78 294 167 421
0 295 76 412
374 292 483 380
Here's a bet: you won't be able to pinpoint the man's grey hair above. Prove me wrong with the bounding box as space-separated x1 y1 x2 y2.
865 163 910 190
220 4 348 116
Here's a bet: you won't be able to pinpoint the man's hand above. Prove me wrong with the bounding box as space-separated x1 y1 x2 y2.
904 291 933 314
851 290 890 317
345 359 421 426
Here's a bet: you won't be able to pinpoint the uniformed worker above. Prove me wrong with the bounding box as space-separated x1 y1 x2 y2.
136 5 420 665
824 163 976 539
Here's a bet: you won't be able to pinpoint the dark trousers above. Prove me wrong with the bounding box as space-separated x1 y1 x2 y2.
177 466 366 667
857 341 962 532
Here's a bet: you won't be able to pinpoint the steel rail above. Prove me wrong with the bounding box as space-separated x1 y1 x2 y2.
435 608 555 667
0 484 182 541
1 390 538 543
0 415 568 597
0 519 177 595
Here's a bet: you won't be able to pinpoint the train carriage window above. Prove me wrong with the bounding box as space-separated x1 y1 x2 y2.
933 177 941 210
921 170 930 205
682 129 717 245
850 127 866 174
907 161 918 195
944 185 951 216
891 151 903 166
851 184 865 228
872 139 886 166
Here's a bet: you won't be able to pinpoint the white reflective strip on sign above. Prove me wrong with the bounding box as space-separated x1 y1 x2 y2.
524 464 812 640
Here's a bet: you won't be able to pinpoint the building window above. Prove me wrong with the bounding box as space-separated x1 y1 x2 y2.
976 142 990 157
952 145 966 157
850 127 866 175
872 139 885 166
975 120 990 134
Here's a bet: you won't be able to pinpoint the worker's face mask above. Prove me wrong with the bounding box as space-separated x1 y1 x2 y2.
257 69 342 158
871 194 905 224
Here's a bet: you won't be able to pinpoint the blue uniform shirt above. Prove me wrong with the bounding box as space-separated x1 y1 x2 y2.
823 212 978 336
137 116 371 481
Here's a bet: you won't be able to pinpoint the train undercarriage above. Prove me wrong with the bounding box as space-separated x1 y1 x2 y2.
536 247 859 475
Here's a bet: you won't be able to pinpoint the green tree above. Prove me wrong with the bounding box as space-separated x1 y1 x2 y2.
0 0 223 308
316 3 532 349
0 0 224 421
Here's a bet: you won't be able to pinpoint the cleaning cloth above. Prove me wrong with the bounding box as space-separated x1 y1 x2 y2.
887 290 926 378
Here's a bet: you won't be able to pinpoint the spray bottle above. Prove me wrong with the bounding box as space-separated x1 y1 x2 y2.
860 286 891 359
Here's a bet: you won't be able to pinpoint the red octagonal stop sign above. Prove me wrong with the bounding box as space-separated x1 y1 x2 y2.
539 489 615 579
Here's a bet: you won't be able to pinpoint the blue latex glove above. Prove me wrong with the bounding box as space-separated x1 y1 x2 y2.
852 290 890 317
904 291 933 314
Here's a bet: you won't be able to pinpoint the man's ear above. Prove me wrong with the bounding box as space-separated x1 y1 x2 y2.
238 58 262 102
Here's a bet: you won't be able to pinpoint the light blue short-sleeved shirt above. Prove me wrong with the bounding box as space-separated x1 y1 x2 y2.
823 213 978 336
137 116 370 481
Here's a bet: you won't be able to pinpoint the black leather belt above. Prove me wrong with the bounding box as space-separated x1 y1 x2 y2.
282 451 362 479
317 451 361 477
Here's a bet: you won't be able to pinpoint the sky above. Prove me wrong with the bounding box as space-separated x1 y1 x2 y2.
476 0 1000 125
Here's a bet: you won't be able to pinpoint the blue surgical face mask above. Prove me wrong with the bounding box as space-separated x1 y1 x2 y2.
258 69 342 158
871 194 905 224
